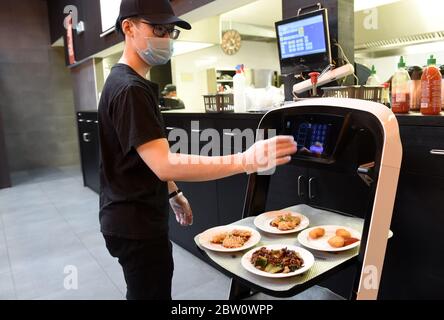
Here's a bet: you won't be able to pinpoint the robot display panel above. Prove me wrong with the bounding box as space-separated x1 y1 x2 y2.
283 114 345 161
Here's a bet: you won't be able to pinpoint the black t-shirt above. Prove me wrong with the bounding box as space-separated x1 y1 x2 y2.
98 63 169 240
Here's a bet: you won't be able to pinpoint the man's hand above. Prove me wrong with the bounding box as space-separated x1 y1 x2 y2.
169 192 193 226
241 136 297 174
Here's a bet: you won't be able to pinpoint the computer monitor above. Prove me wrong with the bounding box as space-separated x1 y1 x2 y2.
275 9 332 74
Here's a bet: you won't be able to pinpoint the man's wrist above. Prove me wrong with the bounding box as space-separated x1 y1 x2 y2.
235 153 247 174
169 189 182 199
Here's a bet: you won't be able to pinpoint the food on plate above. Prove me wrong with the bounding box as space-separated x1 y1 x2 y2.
211 229 252 248
270 212 301 231
344 237 360 246
251 247 304 274
211 232 228 244
328 236 345 248
309 227 325 239
328 232 360 248
336 228 352 239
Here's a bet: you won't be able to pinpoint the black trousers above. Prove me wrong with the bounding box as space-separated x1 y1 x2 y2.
104 235 174 300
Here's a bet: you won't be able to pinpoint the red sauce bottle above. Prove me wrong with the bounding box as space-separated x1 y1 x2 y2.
391 56 411 114
421 55 442 115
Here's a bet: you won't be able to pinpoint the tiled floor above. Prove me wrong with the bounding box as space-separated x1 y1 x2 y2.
0 166 341 300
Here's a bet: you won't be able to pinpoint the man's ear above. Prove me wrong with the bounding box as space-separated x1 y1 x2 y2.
121 19 134 38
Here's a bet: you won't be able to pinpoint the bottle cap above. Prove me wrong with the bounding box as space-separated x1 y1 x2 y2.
398 56 406 69
427 55 437 66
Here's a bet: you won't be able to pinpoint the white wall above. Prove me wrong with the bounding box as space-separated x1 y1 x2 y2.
171 41 281 111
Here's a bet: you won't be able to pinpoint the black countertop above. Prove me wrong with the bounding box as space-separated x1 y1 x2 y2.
78 109 444 126
161 110 444 127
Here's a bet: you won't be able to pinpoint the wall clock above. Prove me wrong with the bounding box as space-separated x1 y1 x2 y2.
221 29 242 55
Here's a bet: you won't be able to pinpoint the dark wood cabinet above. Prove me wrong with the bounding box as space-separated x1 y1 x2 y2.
265 165 307 211
169 180 219 257
378 121 444 299
217 174 249 225
380 173 444 299
307 169 371 219
77 112 100 193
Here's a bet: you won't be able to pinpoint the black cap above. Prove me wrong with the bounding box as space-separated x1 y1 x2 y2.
116 0 192 33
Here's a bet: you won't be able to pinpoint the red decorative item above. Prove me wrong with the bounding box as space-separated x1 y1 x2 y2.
66 14 76 65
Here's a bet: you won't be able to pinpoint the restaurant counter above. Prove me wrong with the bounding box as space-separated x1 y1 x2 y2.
76 109 444 299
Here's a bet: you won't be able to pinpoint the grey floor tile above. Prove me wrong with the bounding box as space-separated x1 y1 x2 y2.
0 271 16 300
55 199 99 215
38 177 87 193
0 188 50 214
43 188 98 208
9 166 81 187
102 262 127 295
56 202 100 235
10 171 31 186
0 183 42 199
12 248 113 300
1 166 343 300
35 270 125 300
33 273 124 300
7 228 83 273
0 227 5 247
0 232 11 275
171 244 227 295
2 204 59 225
27 167 77 184
58 166 82 178
3 207 72 241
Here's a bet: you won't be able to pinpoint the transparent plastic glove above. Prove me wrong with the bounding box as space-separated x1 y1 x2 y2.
241 136 297 174
169 192 193 226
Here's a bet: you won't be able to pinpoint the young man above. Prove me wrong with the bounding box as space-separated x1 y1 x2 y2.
98 0 297 300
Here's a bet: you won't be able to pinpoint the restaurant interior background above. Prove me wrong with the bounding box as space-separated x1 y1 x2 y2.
1 0 444 173
0 0 444 300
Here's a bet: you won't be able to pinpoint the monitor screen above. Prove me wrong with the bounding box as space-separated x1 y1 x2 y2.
277 14 327 59
275 9 331 74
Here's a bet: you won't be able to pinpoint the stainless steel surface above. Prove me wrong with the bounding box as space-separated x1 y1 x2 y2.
309 177 316 199
430 149 444 156
298 175 306 197
355 0 444 54
82 132 91 143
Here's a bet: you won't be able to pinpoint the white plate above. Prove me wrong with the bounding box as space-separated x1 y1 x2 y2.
298 225 361 252
254 210 310 235
241 244 315 278
198 225 261 253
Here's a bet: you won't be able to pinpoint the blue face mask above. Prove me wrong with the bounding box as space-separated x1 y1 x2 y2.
136 34 174 66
